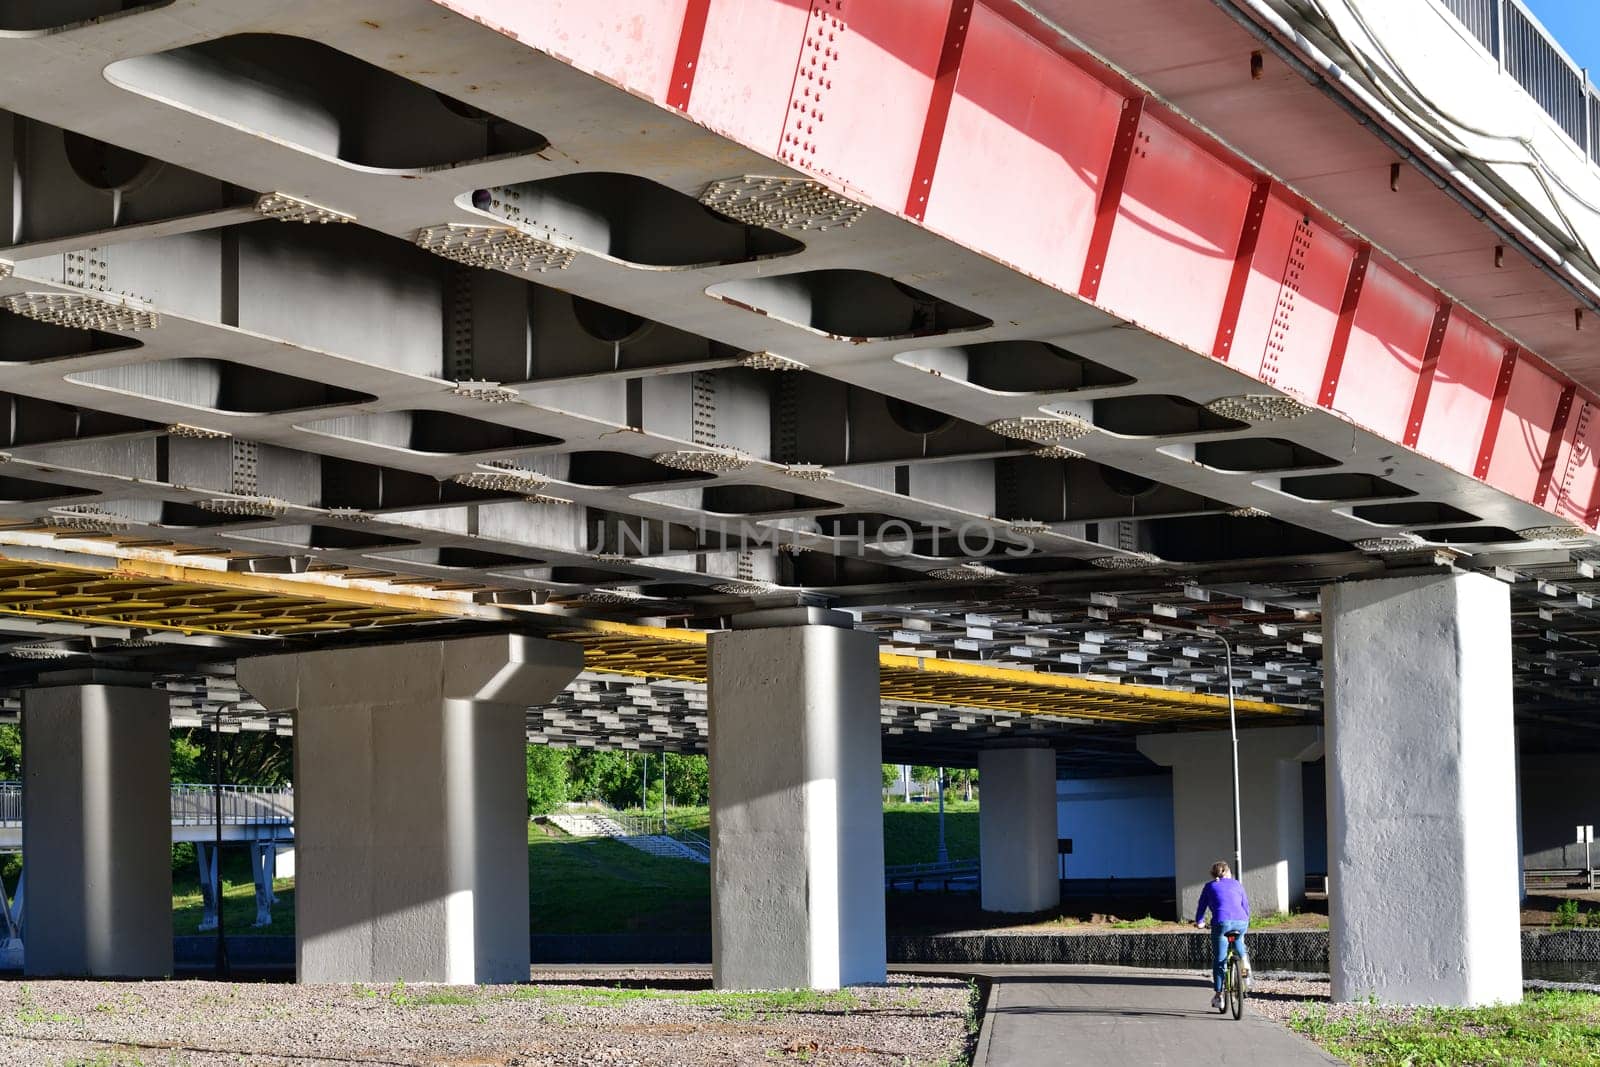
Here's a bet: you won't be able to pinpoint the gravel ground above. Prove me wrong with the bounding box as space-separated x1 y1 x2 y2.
0 970 974 1066
1235 972 1333 1025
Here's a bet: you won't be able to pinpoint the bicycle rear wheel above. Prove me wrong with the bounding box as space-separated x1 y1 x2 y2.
1227 955 1243 1019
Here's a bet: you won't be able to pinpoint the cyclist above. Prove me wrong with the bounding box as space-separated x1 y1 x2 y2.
1194 860 1250 1010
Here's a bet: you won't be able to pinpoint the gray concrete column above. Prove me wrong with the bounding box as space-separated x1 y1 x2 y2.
978 746 1060 913
1138 726 1322 922
238 634 581 984
707 608 885 990
22 677 171 977
1323 572 1521 1006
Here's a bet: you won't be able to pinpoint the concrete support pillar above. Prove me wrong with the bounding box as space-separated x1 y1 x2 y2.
238 634 581 984
22 678 171 977
195 844 220 932
1138 726 1322 922
1323 572 1521 1006
252 842 280 928
978 746 1060 913
707 608 885 990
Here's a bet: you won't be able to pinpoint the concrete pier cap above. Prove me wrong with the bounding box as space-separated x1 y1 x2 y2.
238 631 583 713
237 633 582 985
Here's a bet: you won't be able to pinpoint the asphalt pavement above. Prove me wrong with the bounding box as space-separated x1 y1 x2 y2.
966 965 1343 1066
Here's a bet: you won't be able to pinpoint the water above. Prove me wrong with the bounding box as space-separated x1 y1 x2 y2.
1526 960 1600 986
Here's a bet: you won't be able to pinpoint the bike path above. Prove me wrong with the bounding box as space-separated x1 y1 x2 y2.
968 965 1343 1066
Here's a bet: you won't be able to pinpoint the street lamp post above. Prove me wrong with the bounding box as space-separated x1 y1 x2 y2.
212 702 231 980
1200 630 1244 880
936 767 949 864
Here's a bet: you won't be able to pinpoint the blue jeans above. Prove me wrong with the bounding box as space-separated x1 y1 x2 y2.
1211 921 1249 991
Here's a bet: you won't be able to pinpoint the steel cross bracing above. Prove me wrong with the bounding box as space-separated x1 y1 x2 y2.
0 1 1593 754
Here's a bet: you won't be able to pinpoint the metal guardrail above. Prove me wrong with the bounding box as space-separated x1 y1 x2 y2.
885 858 979 891
1441 0 1600 163
170 784 294 827
676 829 711 860
1524 866 1599 890
612 812 668 837
0 782 293 828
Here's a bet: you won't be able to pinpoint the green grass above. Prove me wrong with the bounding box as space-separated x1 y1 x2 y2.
166 805 988 935
1108 915 1162 930
171 846 294 936
1250 909 1328 929
1292 989 1600 1066
354 979 861 1022
882 801 978 866
527 823 709 933
1552 898 1600 929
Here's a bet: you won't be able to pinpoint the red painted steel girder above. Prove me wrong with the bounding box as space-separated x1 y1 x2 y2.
432 0 1600 530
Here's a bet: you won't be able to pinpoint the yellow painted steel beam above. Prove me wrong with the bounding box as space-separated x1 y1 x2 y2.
0 557 461 638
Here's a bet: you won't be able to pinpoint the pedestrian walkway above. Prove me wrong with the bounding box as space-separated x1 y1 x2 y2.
972 965 1341 1066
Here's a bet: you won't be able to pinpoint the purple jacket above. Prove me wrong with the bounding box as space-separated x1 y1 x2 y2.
1195 876 1250 924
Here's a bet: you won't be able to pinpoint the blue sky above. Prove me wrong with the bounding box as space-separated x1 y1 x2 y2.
1521 0 1600 72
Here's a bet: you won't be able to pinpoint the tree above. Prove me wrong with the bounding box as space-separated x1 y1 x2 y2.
561 749 709 810
882 764 899 790
170 733 204 783
948 767 978 801
0 726 231 784
170 727 292 785
662 753 708 806
567 749 637 806
910 765 940 797
526 744 568 815
0 724 18 779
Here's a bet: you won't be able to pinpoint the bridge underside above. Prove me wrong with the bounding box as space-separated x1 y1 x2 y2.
0 0 1586 1003
0 1 1591 749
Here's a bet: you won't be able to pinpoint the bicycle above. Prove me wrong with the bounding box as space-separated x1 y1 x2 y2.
1217 930 1245 1020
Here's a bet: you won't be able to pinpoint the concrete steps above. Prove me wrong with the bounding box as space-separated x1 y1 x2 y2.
547 812 627 838
620 834 707 863
546 812 709 864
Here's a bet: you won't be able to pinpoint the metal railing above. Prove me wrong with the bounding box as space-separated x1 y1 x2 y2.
0 782 294 827
612 812 668 837
170 784 294 827
676 829 711 860
1523 866 1598 891
885 858 980 891
1440 0 1600 164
